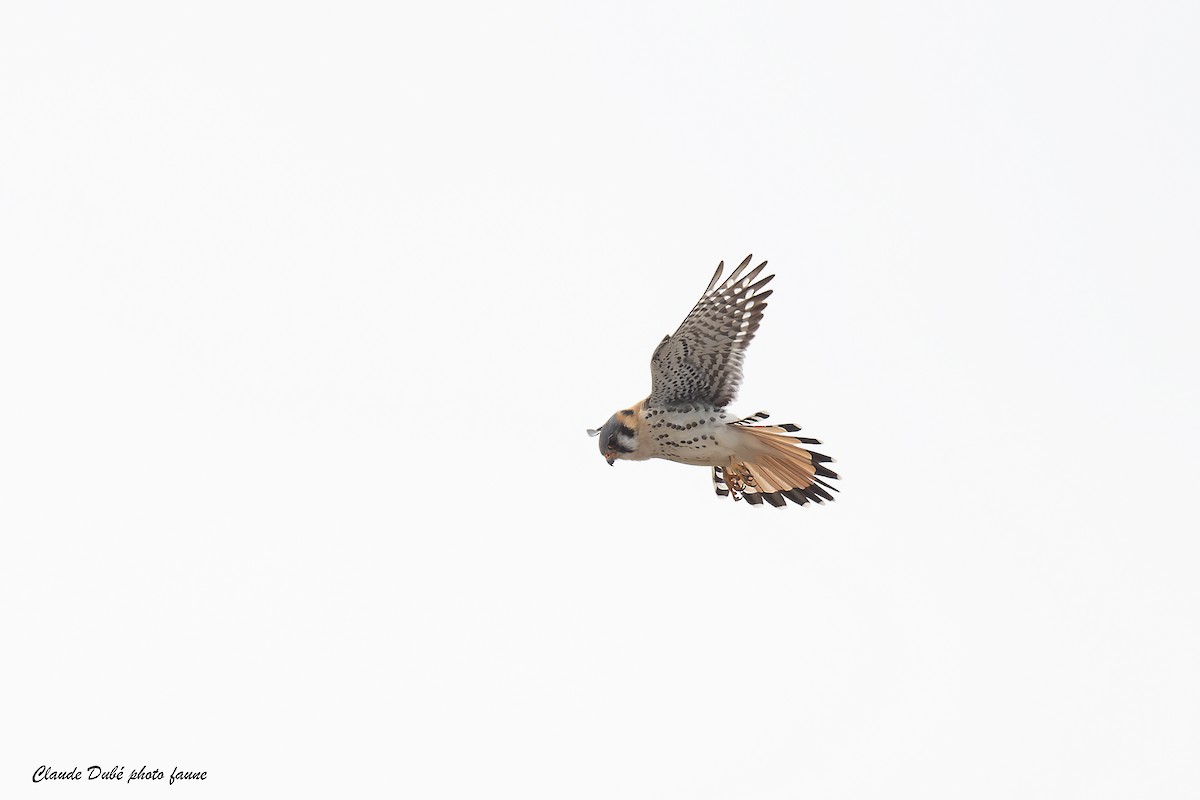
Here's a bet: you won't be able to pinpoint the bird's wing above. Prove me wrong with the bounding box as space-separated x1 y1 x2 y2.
648 255 774 408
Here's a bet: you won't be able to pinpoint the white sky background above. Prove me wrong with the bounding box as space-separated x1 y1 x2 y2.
2 1 1198 797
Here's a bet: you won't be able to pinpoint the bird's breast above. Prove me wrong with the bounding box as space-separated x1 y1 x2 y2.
637 406 739 467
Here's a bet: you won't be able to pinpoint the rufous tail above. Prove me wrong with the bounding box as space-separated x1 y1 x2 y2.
712 415 839 507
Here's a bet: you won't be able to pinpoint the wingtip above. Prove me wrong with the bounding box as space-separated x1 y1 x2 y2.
725 254 756 286
706 260 726 292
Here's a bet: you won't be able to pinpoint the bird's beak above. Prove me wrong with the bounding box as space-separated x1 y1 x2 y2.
605 452 616 466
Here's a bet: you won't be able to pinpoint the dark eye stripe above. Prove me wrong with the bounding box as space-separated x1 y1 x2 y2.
616 424 635 438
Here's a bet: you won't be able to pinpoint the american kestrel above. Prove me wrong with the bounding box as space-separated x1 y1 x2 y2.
589 255 839 507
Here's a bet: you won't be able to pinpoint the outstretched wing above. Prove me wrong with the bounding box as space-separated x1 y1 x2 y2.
648 255 773 408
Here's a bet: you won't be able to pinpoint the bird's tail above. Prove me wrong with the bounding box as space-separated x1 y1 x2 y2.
712 418 839 507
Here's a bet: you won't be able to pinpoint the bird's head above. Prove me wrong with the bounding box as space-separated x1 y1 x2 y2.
587 411 638 466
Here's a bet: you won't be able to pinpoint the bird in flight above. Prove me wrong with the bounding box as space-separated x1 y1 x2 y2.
589 255 838 507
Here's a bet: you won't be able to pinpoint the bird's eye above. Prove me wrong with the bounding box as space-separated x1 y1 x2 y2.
607 436 618 450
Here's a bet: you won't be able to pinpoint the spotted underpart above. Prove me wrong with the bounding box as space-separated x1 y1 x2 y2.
588 255 840 509
641 403 733 465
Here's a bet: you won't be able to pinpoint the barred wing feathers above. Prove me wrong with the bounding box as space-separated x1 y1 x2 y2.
648 255 773 409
